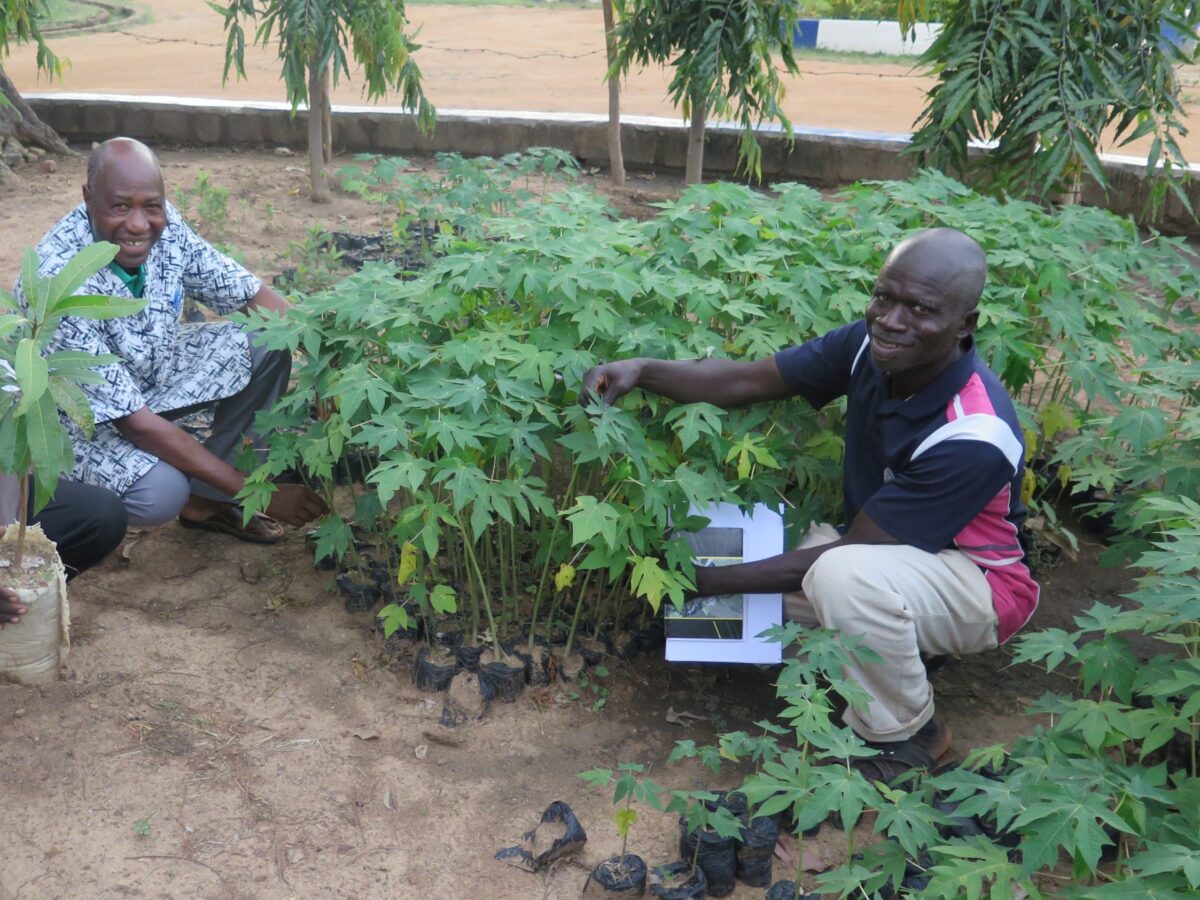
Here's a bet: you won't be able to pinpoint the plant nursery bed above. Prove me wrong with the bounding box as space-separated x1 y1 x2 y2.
0 147 1153 898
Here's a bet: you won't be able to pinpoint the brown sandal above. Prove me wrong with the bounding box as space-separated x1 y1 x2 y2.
179 507 286 545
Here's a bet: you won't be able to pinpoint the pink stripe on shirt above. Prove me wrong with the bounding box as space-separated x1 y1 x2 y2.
946 374 1041 642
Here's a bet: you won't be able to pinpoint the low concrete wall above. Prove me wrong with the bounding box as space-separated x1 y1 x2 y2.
25 93 1199 235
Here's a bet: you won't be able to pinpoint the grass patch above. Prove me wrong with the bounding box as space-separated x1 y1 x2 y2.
40 0 100 25
38 0 150 35
793 46 930 68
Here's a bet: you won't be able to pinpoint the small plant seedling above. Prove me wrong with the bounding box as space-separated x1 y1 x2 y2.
578 763 665 869
133 815 153 838
572 664 609 711
665 789 744 883
175 171 231 243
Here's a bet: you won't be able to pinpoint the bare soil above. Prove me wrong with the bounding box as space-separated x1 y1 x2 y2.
0 148 1135 899
6 0 1200 160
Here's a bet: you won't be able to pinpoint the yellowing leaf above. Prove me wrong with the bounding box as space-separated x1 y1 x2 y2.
1058 464 1071 490
1023 427 1038 463
554 562 576 591
397 541 418 584
1040 402 1078 444
1022 468 1037 506
737 448 751 480
614 807 637 839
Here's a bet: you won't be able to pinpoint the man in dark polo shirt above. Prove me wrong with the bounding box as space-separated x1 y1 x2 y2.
580 228 1039 779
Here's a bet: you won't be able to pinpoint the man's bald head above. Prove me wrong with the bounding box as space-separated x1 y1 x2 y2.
86 137 163 192
881 228 987 316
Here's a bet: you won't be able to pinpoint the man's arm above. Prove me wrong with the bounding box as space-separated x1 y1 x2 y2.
692 510 898 597
581 357 793 409
241 283 291 317
114 407 325 526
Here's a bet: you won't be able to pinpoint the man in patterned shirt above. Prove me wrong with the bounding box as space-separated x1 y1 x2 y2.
18 137 326 542
581 229 1039 781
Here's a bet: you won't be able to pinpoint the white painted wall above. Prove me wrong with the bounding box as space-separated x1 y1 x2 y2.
815 20 942 56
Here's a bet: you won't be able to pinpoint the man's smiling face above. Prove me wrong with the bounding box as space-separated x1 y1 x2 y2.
864 229 984 398
83 142 167 270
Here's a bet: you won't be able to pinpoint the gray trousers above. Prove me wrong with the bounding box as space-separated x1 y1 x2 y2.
122 335 291 526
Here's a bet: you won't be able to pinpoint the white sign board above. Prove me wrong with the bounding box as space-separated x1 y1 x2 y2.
665 503 784 664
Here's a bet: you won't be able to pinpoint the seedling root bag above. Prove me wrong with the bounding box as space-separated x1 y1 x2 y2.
0 526 69 685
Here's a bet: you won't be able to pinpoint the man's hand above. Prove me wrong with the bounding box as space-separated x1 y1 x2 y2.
0 526 21 627
1 586 26 628
580 359 646 407
264 483 328 527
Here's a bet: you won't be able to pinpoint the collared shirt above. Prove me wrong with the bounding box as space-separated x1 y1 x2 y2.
775 319 1040 643
107 262 146 298
15 202 263 496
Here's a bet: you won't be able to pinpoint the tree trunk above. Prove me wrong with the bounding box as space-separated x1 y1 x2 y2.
685 92 705 185
601 0 625 188
307 57 331 204
0 66 72 189
321 63 332 165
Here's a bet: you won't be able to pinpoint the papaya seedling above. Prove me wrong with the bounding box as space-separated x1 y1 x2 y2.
578 762 665 872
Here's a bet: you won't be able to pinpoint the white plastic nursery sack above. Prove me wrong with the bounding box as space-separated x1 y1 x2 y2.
0 524 70 685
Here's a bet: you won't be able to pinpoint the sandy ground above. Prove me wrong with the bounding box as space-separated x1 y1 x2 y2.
0 148 1135 899
6 0 1197 160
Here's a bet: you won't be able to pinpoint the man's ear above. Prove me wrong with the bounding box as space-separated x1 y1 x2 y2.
959 308 979 339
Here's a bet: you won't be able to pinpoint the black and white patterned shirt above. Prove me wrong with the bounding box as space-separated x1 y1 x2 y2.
16 203 263 495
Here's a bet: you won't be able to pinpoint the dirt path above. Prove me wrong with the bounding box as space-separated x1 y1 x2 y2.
7 0 1195 160
0 149 1135 898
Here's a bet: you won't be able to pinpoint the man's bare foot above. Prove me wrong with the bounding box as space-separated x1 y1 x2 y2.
177 493 229 525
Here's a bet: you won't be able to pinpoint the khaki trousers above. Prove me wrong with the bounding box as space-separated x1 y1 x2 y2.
784 524 998 742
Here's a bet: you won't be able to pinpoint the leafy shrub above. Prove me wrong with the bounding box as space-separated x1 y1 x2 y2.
242 156 1197 651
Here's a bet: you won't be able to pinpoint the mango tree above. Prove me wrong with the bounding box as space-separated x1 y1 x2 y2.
213 0 435 203
610 0 802 184
899 0 1200 206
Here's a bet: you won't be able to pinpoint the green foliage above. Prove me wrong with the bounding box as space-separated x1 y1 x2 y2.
609 0 802 180
0 243 144 514
903 0 1200 207
244 154 1198 657
238 152 1200 894
804 0 954 19
1 0 61 76
212 0 434 131
173 171 232 244
578 762 666 858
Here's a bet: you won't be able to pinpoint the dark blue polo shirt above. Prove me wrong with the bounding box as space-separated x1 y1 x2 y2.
774 319 1039 642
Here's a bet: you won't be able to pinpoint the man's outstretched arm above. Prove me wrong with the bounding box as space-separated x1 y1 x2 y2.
581 356 793 409
115 407 326 526
692 510 899 597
